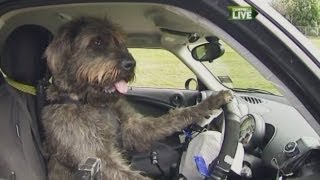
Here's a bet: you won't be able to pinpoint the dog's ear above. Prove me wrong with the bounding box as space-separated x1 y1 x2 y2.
44 19 83 74
44 29 70 74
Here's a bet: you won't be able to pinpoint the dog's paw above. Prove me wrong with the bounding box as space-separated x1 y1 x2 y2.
202 90 234 110
222 90 234 104
216 90 234 106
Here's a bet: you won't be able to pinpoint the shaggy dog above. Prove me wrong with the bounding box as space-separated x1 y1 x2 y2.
42 16 233 180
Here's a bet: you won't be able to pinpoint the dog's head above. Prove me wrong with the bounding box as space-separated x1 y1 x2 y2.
45 16 135 95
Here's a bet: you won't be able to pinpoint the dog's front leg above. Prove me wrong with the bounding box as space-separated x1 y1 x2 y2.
118 90 233 151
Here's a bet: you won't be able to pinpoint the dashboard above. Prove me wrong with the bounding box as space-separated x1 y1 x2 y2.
235 93 319 164
197 91 320 179
126 88 320 179
207 92 320 179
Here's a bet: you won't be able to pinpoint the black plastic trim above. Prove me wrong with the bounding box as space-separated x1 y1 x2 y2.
126 95 175 110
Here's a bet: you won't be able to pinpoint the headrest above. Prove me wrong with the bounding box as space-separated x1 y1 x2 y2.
0 25 53 86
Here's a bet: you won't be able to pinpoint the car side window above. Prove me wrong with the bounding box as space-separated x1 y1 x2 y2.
129 48 196 89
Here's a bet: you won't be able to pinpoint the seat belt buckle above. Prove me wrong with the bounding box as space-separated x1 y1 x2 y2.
75 157 102 180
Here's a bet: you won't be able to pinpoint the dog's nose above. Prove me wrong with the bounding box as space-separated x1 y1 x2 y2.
121 59 135 71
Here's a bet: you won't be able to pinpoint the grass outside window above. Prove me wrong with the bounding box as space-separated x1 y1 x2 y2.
129 37 319 95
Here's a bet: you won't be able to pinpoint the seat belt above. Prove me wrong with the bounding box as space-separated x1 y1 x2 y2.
5 78 36 95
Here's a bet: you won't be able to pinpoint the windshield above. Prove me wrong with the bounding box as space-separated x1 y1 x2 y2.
202 41 281 95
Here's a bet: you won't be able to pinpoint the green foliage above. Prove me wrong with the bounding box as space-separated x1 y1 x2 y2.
271 0 320 27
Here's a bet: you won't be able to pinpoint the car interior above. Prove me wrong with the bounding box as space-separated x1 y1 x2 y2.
0 1 319 180
0 24 52 180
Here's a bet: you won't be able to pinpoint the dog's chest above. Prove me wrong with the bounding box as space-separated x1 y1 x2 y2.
98 107 121 135
43 103 125 163
55 104 122 147
87 106 123 148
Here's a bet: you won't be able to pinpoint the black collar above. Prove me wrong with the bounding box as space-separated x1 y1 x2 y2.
48 95 88 106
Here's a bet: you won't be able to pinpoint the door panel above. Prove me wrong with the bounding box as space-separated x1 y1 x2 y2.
125 87 200 116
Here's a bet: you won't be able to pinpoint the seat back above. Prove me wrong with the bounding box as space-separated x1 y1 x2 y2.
0 25 52 180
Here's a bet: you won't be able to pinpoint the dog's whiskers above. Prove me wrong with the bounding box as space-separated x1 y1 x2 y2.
111 67 118 81
75 59 122 86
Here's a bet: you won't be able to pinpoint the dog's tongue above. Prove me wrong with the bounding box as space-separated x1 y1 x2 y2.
114 80 128 94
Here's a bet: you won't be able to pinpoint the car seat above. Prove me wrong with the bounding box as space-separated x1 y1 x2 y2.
0 25 52 180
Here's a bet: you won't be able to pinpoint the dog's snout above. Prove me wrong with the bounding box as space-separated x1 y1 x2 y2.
121 59 135 71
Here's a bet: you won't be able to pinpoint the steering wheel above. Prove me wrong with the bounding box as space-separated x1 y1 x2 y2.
206 97 241 180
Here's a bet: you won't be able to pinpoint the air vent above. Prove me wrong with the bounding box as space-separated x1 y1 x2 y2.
240 96 263 104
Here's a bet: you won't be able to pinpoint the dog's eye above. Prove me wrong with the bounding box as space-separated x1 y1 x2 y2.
94 39 102 46
91 37 105 47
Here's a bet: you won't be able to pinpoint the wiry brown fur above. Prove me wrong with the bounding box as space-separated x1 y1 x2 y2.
42 16 233 180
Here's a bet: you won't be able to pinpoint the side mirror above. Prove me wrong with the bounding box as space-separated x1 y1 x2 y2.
191 42 225 62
